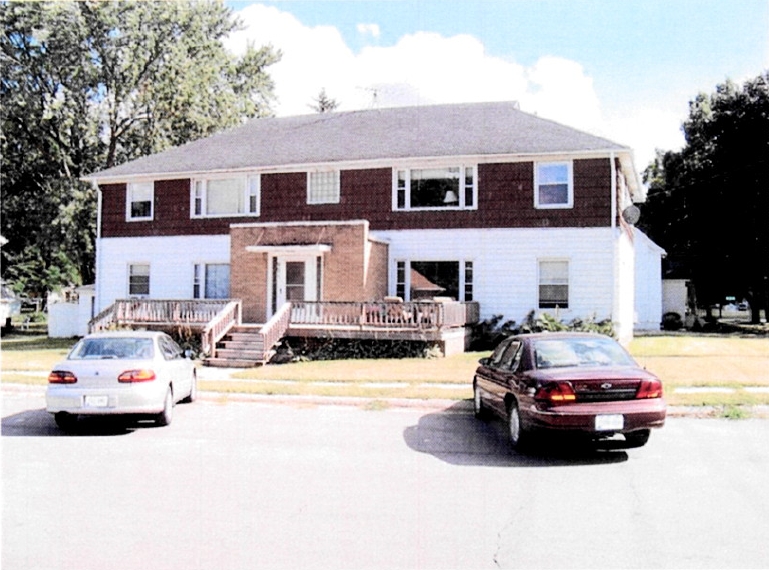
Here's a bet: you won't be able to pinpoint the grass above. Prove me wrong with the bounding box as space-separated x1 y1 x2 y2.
3 333 769 410
1 334 76 374
629 336 769 389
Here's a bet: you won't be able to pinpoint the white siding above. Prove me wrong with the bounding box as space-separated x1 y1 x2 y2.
634 228 665 331
95 235 230 312
373 227 618 326
663 279 688 317
615 228 636 344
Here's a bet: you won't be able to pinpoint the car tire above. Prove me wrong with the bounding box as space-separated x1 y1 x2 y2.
473 381 487 419
155 386 174 427
54 412 78 432
181 371 197 404
507 401 530 452
625 429 651 448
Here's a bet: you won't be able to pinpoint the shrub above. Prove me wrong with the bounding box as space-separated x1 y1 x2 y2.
167 325 203 357
662 312 683 331
470 310 616 350
274 337 441 362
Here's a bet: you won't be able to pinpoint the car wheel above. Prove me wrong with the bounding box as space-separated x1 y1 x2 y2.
507 401 530 452
54 412 78 432
625 429 651 448
473 381 486 419
181 371 197 404
155 386 174 427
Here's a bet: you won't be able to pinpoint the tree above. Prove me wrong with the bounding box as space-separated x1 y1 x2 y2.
309 87 339 113
1 0 280 296
640 72 769 324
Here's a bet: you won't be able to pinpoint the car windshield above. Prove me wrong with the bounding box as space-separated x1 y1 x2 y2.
69 338 155 360
533 337 635 369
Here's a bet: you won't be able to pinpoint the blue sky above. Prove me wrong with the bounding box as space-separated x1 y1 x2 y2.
225 0 768 169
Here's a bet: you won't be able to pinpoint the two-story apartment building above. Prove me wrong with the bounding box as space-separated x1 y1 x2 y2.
84 101 663 358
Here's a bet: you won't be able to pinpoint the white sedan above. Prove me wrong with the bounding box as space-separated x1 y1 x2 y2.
46 331 197 430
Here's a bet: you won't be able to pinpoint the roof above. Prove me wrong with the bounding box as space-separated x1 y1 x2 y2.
85 101 632 183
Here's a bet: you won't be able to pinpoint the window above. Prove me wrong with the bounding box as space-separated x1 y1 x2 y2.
535 161 573 208
394 260 474 301
394 165 476 210
127 182 153 221
396 261 407 300
159 335 184 360
308 170 340 204
498 340 522 371
128 264 150 296
193 264 230 299
464 261 474 302
539 260 569 309
192 175 259 217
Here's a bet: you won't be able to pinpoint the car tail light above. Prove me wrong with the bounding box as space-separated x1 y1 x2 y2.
535 382 577 405
118 369 157 383
48 370 77 384
636 379 663 399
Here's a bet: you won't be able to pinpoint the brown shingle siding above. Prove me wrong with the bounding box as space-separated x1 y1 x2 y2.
98 158 613 237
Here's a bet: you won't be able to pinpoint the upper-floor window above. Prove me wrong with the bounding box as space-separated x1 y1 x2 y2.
307 170 340 204
127 182 154 221
192 175 259 217
535 161 573 209
394 166 476 211
538 259 569 309
128 263 150 296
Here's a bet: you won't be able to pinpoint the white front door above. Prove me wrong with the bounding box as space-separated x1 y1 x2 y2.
270 255 320 316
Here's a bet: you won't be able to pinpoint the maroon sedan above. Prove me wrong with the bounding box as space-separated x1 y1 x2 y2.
473 332 666 451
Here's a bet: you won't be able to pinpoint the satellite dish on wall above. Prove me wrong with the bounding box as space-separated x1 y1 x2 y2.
622 205 641 225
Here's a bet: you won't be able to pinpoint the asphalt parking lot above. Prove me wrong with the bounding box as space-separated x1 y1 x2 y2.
3 384 769 570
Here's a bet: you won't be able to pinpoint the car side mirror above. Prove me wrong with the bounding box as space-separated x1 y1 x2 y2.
479 357 490 366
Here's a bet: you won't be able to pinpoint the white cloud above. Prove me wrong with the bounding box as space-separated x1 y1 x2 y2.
356 23 380 38
226 3 684 169
603 107 686 171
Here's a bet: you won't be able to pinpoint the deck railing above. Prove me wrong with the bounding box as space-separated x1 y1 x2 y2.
290 301 479 330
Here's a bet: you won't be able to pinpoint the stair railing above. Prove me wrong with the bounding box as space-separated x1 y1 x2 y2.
201 300 242 357
258 302 292 357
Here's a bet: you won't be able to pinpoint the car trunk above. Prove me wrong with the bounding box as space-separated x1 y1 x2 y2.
530 367 654 402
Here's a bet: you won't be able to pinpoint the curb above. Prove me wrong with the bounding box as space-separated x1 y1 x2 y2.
3 382 768 418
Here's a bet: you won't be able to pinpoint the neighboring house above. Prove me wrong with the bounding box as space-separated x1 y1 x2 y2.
84 101 663 363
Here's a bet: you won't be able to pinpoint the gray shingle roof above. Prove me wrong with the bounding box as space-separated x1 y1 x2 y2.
85 101 631 182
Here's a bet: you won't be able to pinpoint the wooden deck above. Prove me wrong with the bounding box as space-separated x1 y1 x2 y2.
89 299 480 366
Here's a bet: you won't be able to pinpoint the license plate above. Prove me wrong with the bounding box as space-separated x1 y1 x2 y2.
595 414 624 431
84 395 109 408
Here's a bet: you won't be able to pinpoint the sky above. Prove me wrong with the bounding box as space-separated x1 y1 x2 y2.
224 0 768 170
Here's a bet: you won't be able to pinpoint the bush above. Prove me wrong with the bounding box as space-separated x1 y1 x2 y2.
470 310 616 350
167 325 203 358
661 312 683 331
274 337 441 362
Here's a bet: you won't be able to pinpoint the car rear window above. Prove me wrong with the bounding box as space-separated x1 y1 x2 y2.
533 337 635 369
69 338 155 360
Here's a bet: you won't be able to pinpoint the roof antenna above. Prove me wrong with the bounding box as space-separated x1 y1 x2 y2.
357 86 379 109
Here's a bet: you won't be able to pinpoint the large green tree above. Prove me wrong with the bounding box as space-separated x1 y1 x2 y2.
1 0 280 297
640 72 769 324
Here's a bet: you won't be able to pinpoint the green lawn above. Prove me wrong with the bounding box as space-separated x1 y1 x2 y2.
3 333 768 408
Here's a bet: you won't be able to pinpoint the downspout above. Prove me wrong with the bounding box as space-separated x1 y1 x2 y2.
93 181 103 318
610 152 622 340
610 152 617 229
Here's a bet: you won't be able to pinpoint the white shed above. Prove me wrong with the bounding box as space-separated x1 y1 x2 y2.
48 285 95 338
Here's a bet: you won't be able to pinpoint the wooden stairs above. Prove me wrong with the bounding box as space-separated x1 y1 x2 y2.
204 325 276 368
